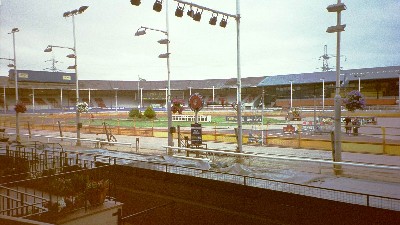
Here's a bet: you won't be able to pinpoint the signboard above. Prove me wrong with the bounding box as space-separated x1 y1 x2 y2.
225 116 262 123
191 123 202 145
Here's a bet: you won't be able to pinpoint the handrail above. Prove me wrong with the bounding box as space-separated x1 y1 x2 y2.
163 146 400 171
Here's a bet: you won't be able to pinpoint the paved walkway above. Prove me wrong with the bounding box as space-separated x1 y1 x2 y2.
3 128 400 208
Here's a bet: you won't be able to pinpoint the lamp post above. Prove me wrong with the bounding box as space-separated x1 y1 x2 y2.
327 1 346 170
6 28 20 141
135 24 173 147
173 0 242 153
320 78 325 112
59 5 88 146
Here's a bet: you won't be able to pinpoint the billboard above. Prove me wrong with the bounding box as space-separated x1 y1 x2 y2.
8 69 76 84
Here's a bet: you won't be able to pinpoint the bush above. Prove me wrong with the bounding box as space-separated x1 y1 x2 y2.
144 106 156 119
128 109 142 118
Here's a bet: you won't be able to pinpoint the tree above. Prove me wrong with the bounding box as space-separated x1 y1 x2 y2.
144 106 156 119
128 109 142 118
343 90 366 112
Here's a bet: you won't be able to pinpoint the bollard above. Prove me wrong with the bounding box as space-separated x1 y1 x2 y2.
135 138 139 153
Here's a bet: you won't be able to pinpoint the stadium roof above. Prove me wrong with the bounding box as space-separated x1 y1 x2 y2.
1 66 399 90
258 66 400 87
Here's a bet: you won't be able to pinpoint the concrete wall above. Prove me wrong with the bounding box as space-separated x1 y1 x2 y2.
113 165 400 225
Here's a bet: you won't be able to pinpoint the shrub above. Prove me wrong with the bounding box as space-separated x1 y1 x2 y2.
144 106 156 119
129 109 142 118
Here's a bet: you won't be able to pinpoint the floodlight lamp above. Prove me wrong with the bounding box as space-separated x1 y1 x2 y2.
7 64 14 68
63 11 71 17
193 9 203 22
187 6 194 17
158 53 170 58
11 28 19 33
220 17 227 28
67 65 76 70
326 24 346 33
327 3 346 12
78 6 89 14
153 0 163 12
44 46 53 52
209 13 218 25
130 0 141 6
66 54 76 58
135 30 146 36
175 4 184 17
158 39 169 44
71 9 78 15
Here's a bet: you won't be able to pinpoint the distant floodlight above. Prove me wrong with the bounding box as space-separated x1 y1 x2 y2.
326 24 346 33
193 9 203 22
220 17 227 28
78 6 89 14
158 39 169 44
158 53 170 58
11 28 19 33
135 30 146 36
66 54 76 58
63 11 71 17
327 3 346 12
187 6 194 18
7 64 14 68
71 9 78 15
67 65 76 70
153 0 163 12
175 4 184 17
44 46 53 52
130 0 141 6
209 13 218 25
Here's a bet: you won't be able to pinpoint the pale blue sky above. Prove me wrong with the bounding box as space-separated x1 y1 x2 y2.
1 0 399 81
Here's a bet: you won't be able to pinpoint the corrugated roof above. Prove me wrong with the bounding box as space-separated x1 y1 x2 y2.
1 66 399 90
258 66 400 87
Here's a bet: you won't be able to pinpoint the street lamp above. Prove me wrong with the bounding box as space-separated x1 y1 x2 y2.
62 5 88 146
172 0 243 153
6 28 20 141
135 24 173 147
326 1 346 170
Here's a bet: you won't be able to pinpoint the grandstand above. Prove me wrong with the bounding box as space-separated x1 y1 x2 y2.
0 66 399 112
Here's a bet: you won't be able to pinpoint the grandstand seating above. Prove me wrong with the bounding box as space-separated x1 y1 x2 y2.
35 98 47 105
94 98 106 108
20 97 31 105
47 98 59 108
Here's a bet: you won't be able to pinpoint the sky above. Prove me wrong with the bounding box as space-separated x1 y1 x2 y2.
0 0 399 81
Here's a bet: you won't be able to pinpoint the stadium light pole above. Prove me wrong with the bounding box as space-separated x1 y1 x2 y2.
327 1 346 172
62 6 89 146
173 0 243 153
5 28 20 141
44 44 78 142
135 24 173 147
